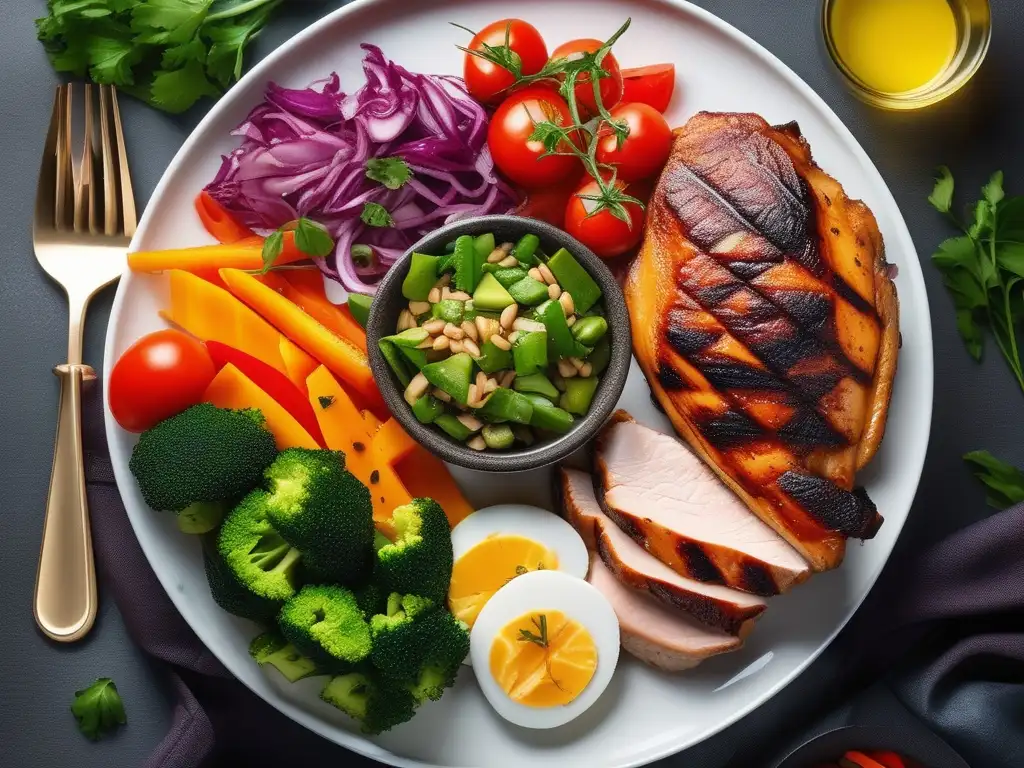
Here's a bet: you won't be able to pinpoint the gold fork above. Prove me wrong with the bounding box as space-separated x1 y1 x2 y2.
32 84 136 642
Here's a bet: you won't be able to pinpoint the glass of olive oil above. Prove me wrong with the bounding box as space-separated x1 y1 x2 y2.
822 0 991 109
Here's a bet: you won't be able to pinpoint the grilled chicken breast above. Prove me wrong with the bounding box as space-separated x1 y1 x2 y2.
595 413 809 595
559 467 765 637
626 112 898 571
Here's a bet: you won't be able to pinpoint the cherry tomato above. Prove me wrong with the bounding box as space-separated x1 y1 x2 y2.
564 177 645 259
511 170 587 228
596 102 673 182
620 63 676 113
109 329 216 432
551 38 623 119
463 19 549 104
488 86 580 188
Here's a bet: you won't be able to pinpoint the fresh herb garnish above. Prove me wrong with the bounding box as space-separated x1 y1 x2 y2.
454 18 643 224
318 395 335 410
366 157 413 190
36 0 282 114
71 678 126 741
260 217 335 273
517 614 549 648
929 168 1024 392
964 450 1024 509
361 202 395 228
351 244 375 268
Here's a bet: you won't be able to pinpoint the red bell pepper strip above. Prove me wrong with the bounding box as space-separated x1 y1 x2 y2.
204 340 324 446
867 752 908 768
195 191 255 244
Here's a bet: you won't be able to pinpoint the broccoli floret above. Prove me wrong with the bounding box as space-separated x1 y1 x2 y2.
369 593 469 690
264 448 374 585
353 582 386 620
213 491 302 620
374 499 453 603
203 539 280 623
278 585 371 671
129 403 277 513
249 631 320 682
321 671 416 735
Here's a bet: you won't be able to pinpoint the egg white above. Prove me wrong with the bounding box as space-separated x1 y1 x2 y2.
469 569 620 730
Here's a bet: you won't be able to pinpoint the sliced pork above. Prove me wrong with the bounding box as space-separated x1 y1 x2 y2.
588 555 741 671
595 413 810 596
559 467 766 637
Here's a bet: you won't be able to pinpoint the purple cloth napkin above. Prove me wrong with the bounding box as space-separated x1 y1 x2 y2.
82 381 1024 767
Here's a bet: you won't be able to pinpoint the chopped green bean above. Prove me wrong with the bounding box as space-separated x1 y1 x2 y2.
493 267 528 289
474 340 513 374
547 247 602 313
521 393 575 433
513 372 560 400
507 276 549 306
346 293 373 328
512 233 541 266
482 423 515 450
421 352 474 404
401 253 439 301
431 299 464 325
453 235 479 293
411 395 444 424
512 331 548 376
588 336 611 376
435 413 474 441
560 376 599 416
571 315 608 346
478 388 534 425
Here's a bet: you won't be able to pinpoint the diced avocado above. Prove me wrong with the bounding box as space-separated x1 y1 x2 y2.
507 276 549 306
347 294 373 328
482 423 515 450
421 352 474 405
435 412 474 441
588 336 611 376
401 253 439 301
513 372 560 400
454 235 480 293
537 299 582 360
521 393 575 433
493 267 527 289
560 376 599 416
474 340 513 375
411 395 444 424
476 388 534 425
547 247 602 314
472 273 516 311
512 233 541 267
431 299 464 325
512 331 548 377
378 340 412 387
383 328 429 348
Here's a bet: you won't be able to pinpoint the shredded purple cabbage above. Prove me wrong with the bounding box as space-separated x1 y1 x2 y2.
205 45 515 292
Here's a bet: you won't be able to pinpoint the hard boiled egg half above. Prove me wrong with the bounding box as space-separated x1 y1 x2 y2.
470 569 620 729
447 504 589 632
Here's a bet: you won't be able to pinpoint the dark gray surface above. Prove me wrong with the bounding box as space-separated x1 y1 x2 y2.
2 0 1021 766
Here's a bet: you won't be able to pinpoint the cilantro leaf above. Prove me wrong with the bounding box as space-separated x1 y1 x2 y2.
205 4 276 87
260 230 284 274
361 202 394 228
365 157 412 190
150 59 219 113
964 450 1024 509
294 218 335 258
132 0 213 45
928 166 955 214
71 678 126 741
983 171 1005 207
89 35 143 85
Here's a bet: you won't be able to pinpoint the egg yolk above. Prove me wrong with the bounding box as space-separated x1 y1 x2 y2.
489 610 597 708
448 535 558 628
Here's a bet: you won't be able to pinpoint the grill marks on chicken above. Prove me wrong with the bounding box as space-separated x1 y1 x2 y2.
627 112 898 570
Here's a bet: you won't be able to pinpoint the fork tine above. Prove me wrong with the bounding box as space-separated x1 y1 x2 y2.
110 88 137 237
55 86 74 231
74 84 95 234
98 86 118 236
34 87 64 233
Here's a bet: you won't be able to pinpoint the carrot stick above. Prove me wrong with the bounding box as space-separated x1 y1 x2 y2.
195 191 255 243
129 236 308 273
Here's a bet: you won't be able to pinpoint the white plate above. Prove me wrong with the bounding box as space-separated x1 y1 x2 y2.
102 0 934 766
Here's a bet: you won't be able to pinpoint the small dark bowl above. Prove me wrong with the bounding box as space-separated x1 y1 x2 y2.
774 725 970 768
366 215 631 472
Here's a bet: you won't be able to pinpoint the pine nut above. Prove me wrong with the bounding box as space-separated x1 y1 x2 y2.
467 435 487 451
487 247 507 264
427 287 441 304
484 377 499 394
443 323 464 340
432 387 452 403
490 334 511 351
461 321 479 341
569 356 586 371
500 304 518 329
404 372 429 406
463 338 481 358
467 383 479 406
498 255 519 268
528 267 543 282
457 413 483 432
513 317 546 333
449 339 464 354
408 300 431 315
539 264 557 285
500 370 517 388
436 273 452 287
557 359 578 378
566 315 576 327
441 286 452 300
475 316 493 343
422 319 445 334
432 335 450 351
396 309 414 332
476 371 488 392
547 283 562 300
416 337 434 349
559 291 575 315
579 362 594 377
448 290 471 301
507 331 520 345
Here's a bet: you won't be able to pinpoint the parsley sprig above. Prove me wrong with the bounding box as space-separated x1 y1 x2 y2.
71 678 126 741
964 450 1024 509
260 217 335 273
517 614 549 649
454 18 643 224
929 168 1024 392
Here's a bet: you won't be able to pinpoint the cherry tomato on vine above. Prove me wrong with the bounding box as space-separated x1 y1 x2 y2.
488 86 581 188
596 102 673 182
564 177 645 259
620 63 676 113
109 329 216 432
550 38 623 119
462 19 549 105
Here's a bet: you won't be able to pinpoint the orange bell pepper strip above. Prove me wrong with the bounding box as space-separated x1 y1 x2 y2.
194 191 255 243
129 234 310 274
204 363 319 450
280 269 368 353
218 268 381 408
